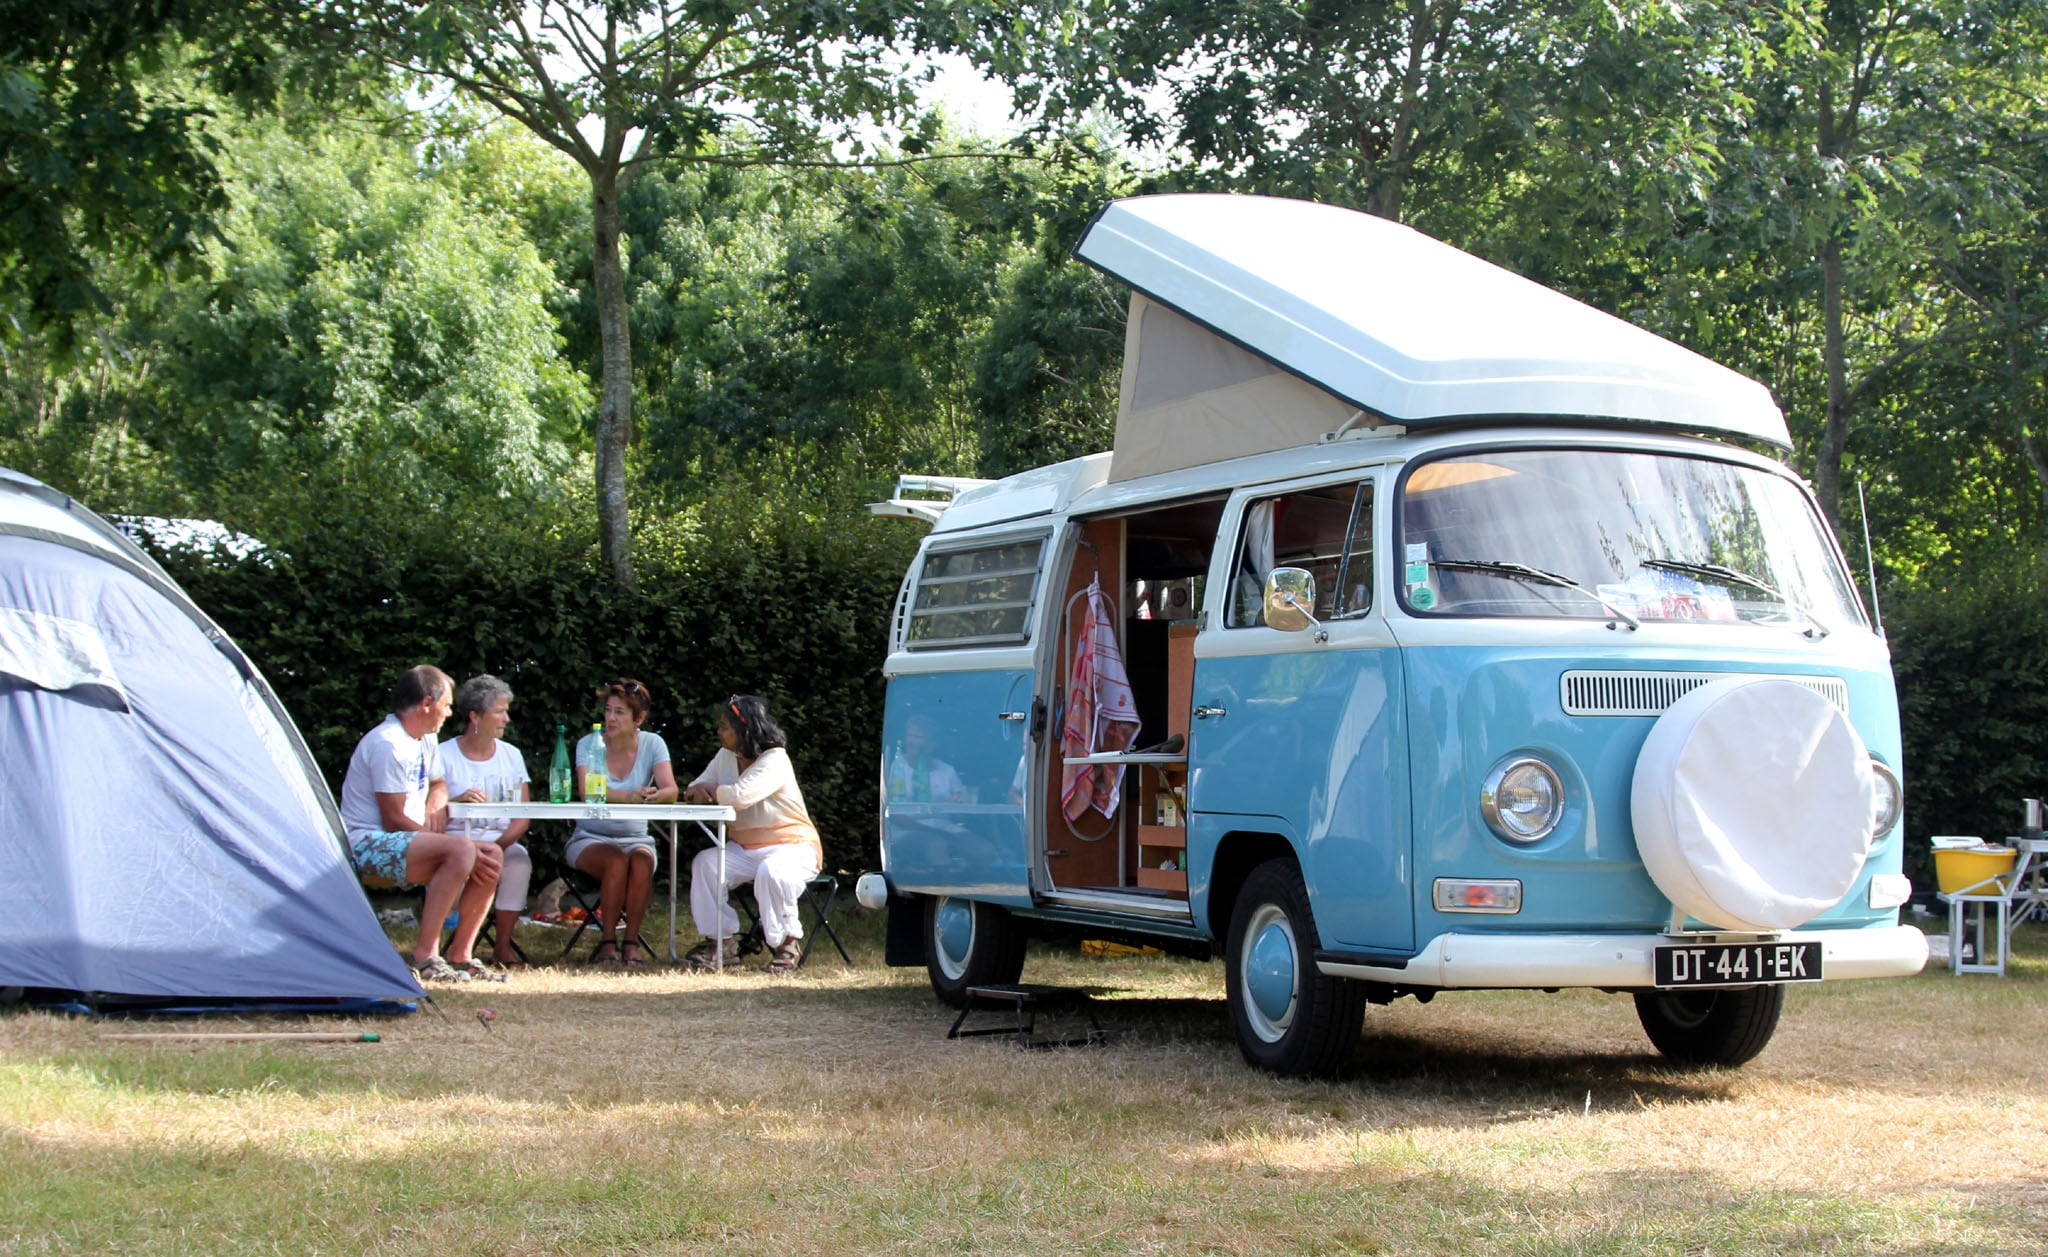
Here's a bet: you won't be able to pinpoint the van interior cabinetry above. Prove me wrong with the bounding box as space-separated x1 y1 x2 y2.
1133 760 1189 894
1132 623 1194 895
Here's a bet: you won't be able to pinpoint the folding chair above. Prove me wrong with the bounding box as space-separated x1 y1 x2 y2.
552 862 658 964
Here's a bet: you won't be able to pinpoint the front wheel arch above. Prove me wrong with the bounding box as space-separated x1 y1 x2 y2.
1206 829 1300 943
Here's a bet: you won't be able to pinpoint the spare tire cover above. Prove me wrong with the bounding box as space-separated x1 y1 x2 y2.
1630 677 1874 931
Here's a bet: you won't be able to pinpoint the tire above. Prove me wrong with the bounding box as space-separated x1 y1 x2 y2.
1224 858 1367 1078
924 895 1028 1008
1633 984 1786 1067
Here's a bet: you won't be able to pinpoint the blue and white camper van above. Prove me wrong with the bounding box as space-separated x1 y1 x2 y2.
859 195 1927 1077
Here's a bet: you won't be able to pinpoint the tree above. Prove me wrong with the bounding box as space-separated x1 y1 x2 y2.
138 110 588 517
615 137 1135 493
0 1 362 345
2 2 226 337
1716 0 2048 530
323 0 988 587
1922 55 2048 543
997 0 1725 226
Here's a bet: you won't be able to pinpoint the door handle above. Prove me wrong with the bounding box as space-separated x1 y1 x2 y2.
1194 705 1228 720
999 711 1028 721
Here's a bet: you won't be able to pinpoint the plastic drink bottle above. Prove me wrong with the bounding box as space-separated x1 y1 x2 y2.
549 725 572 803
887 743 910 799
583 723 606 804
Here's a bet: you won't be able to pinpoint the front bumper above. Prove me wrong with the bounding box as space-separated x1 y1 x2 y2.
1317 924 1929 989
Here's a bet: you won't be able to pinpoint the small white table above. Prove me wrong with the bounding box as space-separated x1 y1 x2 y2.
448 801 737 967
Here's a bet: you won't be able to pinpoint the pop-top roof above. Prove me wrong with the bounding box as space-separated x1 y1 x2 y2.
1074 195 1790 452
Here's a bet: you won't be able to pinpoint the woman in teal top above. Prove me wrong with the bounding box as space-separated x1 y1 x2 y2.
566 678 677 969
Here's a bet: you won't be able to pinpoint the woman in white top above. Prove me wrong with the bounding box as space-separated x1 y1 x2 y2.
681 694 823 974
441 674 532 972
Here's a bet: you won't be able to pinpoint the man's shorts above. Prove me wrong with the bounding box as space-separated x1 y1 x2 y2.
352 831 416 886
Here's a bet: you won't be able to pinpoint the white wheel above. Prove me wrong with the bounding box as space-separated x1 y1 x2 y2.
923 895 1027 1007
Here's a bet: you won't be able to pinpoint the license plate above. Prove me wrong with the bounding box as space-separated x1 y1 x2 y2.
1653 941 1822 988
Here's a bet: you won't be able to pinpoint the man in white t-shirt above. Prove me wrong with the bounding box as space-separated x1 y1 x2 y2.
339 664 504 983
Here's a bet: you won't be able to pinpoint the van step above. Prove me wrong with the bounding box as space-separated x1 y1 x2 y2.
948 984 1106 1049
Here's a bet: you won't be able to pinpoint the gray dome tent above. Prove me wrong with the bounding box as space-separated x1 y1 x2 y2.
0 468 420 1009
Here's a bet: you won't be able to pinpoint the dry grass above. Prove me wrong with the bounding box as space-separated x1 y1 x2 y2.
3 912 2046 1256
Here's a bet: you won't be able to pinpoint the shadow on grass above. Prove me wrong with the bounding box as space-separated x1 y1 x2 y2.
39 916 2048 1119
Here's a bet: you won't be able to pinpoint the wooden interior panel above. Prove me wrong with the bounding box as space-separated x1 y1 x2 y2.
1167 623 1196 739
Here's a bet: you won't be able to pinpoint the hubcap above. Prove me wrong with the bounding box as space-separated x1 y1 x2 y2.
933 897 975 981
1240 903 1297 1042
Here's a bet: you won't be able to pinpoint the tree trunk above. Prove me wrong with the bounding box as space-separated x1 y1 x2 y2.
591 175 635 589
1373 0 1439 222
1815 234 1849 535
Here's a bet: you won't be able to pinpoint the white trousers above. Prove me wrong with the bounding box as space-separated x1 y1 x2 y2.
493 842 532 913
690 843 820 948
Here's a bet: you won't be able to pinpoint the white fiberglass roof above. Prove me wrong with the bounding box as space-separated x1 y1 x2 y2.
1074 195 1790 450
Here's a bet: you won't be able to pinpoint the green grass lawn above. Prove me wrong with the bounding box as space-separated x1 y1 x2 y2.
3 910 2044 1255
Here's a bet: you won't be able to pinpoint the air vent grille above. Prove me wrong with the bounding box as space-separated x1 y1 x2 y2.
1560 671 1849 717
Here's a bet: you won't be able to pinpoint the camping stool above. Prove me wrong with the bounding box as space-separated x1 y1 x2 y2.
723 871 852 969
798 872 851 967
948 983 1106 1049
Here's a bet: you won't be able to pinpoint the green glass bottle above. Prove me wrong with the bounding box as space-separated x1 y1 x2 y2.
548 725 572 803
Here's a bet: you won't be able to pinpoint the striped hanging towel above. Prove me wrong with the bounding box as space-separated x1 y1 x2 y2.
1060 577 1141 821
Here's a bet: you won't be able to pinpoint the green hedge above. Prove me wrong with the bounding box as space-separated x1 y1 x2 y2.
1888 566 2048 892
152 486 920 876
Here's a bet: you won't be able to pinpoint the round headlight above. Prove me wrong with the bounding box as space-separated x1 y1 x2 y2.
1481 757 1565 843
1868 759 1902 838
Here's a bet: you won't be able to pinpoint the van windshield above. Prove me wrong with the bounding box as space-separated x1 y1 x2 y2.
1397 448 1865 629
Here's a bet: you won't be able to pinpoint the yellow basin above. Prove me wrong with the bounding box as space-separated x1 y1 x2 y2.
1934 846 2018 894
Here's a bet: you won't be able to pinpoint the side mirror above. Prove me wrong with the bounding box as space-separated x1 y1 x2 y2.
1264 567 1319 632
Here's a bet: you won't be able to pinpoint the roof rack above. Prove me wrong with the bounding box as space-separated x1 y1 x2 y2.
867 474 994 524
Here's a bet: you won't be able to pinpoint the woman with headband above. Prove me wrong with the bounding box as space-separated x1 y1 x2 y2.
680 694 823 975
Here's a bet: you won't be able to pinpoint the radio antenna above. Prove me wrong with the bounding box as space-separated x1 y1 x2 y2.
1857 479 1884 638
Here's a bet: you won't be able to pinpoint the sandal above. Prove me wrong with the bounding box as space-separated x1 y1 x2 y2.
589 940 622 967
763 937 804 976
453 958 509 982
407 955 471 983
490 956 530 972
680 937 738 972
620 942 651 972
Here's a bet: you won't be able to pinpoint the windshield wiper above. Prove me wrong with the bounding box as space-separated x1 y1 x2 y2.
1637 558 1831 639
1430 559 1640 630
